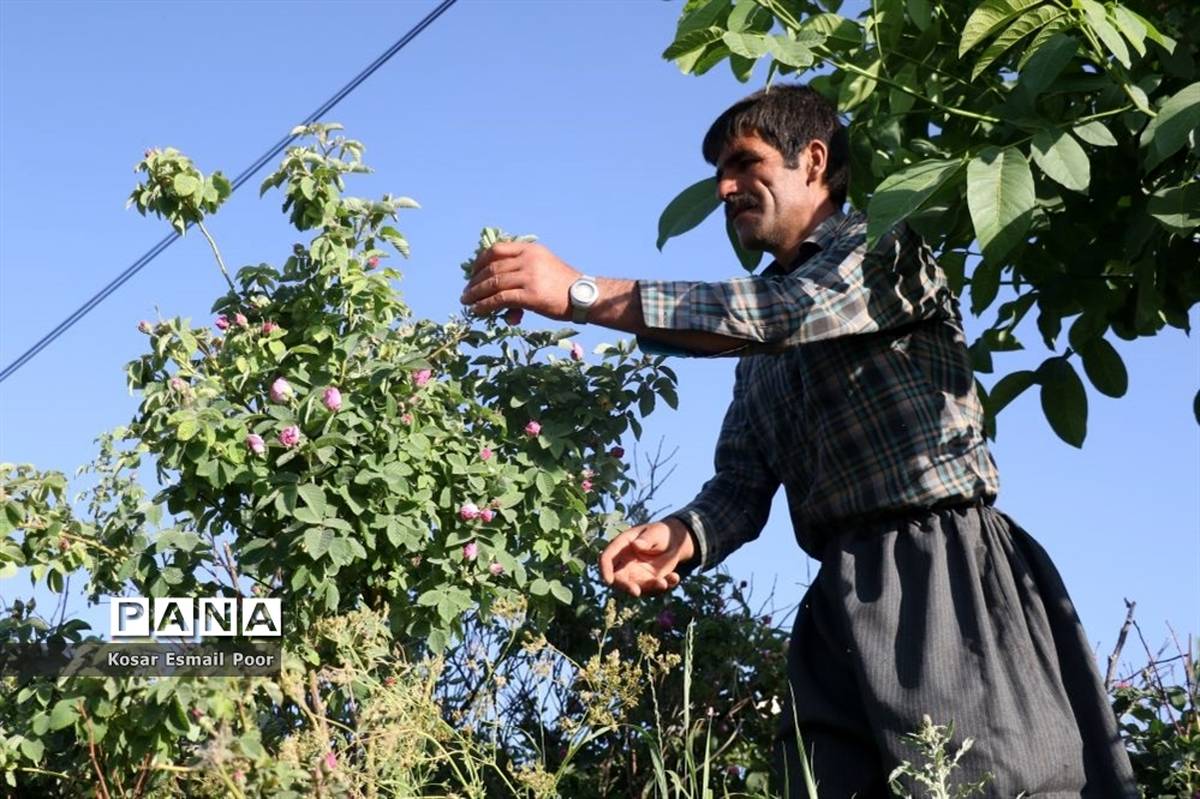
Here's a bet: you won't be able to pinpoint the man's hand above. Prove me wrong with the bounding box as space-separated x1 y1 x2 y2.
460 241 580 321
599 517 696 598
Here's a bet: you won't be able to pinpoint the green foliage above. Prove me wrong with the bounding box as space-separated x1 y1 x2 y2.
657 0 1200 447
887 716 992 799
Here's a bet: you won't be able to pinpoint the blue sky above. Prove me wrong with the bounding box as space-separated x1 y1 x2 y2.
0 0 1195 671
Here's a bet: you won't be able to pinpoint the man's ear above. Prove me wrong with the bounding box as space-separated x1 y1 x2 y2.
804 138 829 187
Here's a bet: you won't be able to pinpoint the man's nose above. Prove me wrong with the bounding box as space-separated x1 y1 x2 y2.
716 176 738 202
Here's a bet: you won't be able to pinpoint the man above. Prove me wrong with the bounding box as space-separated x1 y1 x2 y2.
460 85 1135 797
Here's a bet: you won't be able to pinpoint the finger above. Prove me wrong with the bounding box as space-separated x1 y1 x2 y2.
599 527 645 584
473 241 528 275
631 528 667 555
664 571 680 589
469 288 526 317
461 265 523 305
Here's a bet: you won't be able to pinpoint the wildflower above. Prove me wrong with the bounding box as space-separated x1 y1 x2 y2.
609 446 624 458
463 541 478 561
322 386 342 412
504 308 524 325
367 256 379 269
413 369 432 387
261 321 278 335
215 314 229 331
234 312 249 328
480 508 495 523
480 446 492 461
245 433 266 455
656 609 675 631
524 420 541 437
137 320 152 334
269 377 293 403
489 561 504 576
570 341 584 361
278 426 301 448
458 502 480 521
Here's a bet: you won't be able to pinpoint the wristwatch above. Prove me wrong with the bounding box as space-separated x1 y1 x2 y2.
568 275 599 324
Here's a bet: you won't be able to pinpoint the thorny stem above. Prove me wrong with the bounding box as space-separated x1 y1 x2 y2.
197 220 238 295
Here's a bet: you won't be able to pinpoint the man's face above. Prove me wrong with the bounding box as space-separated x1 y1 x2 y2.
715 130 826 259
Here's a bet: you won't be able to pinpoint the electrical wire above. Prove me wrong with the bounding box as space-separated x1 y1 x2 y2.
0 0 458 386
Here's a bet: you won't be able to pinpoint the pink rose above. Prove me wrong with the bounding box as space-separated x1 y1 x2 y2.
504 308 524 325
570 341 584 361
413 369 432 387
367 256 379 269
462 541 478 561
323 751 337 771
480 508 495 523
234 312 249 328
170 376 187 392
215 315 229 331
278 426 301 448
401 413 414 425
524 420 541 437
322 386 342 412
261 321 279 335
245 433 266 455
480 446 492 461
137 320 152 334
609 446 624 459
269 377 293 403
581 479 593 492
489 561 504 576
458 502 480 521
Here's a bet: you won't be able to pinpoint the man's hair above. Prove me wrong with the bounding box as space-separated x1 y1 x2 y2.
702 84 850 208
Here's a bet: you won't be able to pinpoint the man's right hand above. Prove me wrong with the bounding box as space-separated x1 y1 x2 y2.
598 517 696 598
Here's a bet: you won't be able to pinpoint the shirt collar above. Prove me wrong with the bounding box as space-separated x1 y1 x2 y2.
761 210 848 277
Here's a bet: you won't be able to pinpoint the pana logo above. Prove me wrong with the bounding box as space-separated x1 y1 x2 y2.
109 597 282 638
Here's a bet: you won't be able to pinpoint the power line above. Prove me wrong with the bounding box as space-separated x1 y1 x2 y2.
0 0 458 386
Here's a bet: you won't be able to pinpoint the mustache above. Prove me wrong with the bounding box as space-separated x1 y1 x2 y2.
724 194 759 218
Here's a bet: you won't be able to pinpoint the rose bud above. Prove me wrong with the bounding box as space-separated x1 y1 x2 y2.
214 315 229 331
269 377 293 403
137 320 153 334
480 508 495 523
570 341 584 361
524 420 541 437
278 425 301 448
458 502 480 521
367 256 379 269
245 433 266 455
261 321 279 335
480 446 492 461
413 369 432 387
322 386 342 412
609 446 624 458
489 561 504 576
462 541 478 561
234 312 249 328
504 308 524 325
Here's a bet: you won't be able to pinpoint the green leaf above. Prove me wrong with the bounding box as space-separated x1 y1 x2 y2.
656 178 721 250
989 370 1038 414
838 59 880 111
172 174 200 198
969 260 1003 316
1016 32 1076 95
1147 182 1200 233
538 507 560 534
529 578 550 597
303 528 334 560
663 26 725 63
1030 129 1090 192
1072 120 1118 147
966 147 1036 263
18 737 44 763
728 0 770 33
866 159 964 247
49 699 77 731
549 580 573 604
678 0 730 36
722 31 770 59
1111 5 1146 56
906 0 931 30
1079 338 1127 397
972 6 1065 80
1037 357 1087 447
959 0 1044 56
1140 82 1200 172
175 419 199 442
297 484 328 517
727 214 764 271
1079 0 1129 67
800 14 859 49
770 34 818 69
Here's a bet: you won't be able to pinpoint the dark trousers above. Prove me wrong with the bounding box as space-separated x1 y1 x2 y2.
772 503 1137 798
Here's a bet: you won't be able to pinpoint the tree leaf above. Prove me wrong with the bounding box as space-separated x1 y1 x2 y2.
1016 32 1076 96
967 146 1036 263
677 0 730 36
172 174 200 198
988 369 1038 414
549 580 573 604
972 6 1065 81
770 34 819 69
1079 338 1128 397
663 26 725 64
297 484 328 517
1079 0 1129 67
656 178 720 250
906 0 931 31
799 13 860 50
1140 82 1200 172
959 0 1044 57
303 528 334 560
970 260 1003 316
1111 5 1146 57
728 0 771 33
49 700 77 731
1072 120 1118 147
1147 182 1200 233
1031 129 1090 192
1017 17 1073 70
726 215 764 271
1037 357 1087 447
838 59 880 111
866 159 964 247
722 31 771 59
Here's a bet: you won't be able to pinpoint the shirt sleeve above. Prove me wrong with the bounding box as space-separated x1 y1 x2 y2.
636 222 953 358
670 359 780 573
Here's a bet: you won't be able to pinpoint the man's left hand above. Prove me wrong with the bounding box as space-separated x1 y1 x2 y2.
460 241 580 321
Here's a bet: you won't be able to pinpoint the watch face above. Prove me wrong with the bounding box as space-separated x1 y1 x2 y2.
571 281 598 304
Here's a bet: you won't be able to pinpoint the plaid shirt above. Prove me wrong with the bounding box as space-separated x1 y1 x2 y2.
636 210 1000 568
